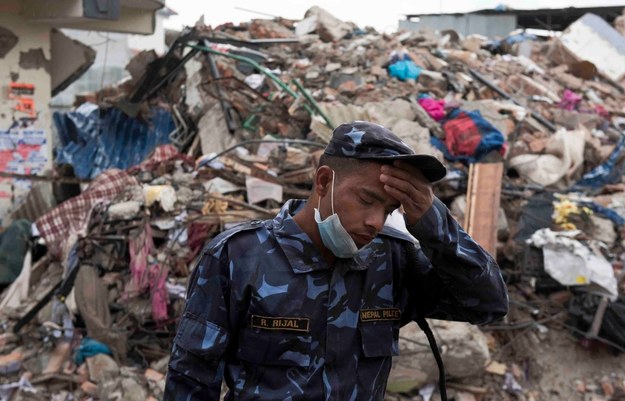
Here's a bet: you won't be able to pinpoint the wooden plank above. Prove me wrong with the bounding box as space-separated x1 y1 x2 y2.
464 162 503 257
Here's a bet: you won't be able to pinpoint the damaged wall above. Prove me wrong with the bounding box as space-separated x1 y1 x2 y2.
0 0 53 225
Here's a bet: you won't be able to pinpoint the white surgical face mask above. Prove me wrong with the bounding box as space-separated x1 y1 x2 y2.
314 170 360 258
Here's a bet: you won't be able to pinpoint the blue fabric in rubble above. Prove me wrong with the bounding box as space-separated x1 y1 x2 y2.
54 103 174 179
74 338 113 365
388 60 422 81
578 201 625 226
573 136 625 191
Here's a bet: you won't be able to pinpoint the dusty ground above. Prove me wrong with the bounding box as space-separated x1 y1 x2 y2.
385 321 625 401
486 325 625 401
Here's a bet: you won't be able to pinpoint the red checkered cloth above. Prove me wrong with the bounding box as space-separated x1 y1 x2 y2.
128 144 193 173
36 169 139 259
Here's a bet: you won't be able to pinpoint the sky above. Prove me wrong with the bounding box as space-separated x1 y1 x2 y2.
163 0 625 33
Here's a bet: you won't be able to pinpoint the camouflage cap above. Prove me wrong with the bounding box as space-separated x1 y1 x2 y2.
324 121 447 182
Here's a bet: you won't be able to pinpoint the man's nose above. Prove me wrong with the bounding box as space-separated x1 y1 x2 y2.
364 209 386 232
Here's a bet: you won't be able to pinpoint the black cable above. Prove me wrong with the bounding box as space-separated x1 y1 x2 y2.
415 316 447 401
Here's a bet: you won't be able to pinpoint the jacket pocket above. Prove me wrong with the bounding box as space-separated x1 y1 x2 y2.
359 322 399 358
237 327 312 367
173 312 230 358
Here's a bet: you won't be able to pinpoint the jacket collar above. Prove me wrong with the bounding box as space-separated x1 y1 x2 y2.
272 200 386 274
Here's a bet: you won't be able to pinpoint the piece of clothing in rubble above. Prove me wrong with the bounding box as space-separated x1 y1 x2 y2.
418 95 446 121
433 108 506 164
558 89 582 111
165 198 508 401
126 224 169 323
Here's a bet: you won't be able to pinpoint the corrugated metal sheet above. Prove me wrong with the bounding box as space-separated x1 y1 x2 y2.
54 103 174 179
399 14 516 37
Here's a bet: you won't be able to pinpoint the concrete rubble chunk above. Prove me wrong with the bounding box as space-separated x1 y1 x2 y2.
249 19 294 39
304 6 353 42
86 354 120 383
389 321 491 389
121 376 148 401
363 99 417 128
391 119 442 158
559 13 625 82
0 25 18 58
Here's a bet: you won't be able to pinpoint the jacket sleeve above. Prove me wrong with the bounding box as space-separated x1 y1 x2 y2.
405 197 509 324
164 243 232 401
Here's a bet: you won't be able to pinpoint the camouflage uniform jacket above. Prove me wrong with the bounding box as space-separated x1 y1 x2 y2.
165 198 508 401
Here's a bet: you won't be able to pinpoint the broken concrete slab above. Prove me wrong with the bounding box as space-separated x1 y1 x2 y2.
304 6 353 42
126 50 158 82
249 19 294 39
560 13 625 82
295 16 317 36
390 119 442 157
0 25 18 59
363 99 417 128
50 29 95 96
121 375 148 401
198 103 239 156
86 354 120 383
390 321 491 389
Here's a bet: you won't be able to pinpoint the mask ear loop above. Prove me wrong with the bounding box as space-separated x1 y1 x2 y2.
317 170 336 215
330 170 335 215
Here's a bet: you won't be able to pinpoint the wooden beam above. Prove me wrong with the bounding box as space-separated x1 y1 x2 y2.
464 162 503 257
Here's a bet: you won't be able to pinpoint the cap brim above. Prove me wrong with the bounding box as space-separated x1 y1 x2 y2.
364 154 447 182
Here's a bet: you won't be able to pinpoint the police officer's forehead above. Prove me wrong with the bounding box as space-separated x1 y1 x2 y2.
320 155 386 174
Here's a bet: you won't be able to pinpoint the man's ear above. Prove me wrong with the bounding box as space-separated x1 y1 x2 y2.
314 166 333 198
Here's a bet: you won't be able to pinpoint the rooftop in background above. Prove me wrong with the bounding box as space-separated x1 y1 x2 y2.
405 5 625 31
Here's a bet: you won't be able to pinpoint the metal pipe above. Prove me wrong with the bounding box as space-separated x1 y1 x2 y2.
186 43 320 119
292 78 335 128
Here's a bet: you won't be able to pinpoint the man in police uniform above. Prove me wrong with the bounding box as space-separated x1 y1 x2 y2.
165 121 509 401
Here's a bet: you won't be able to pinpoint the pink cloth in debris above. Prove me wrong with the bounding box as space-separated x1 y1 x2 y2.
128 224 154 293
149 263 169 323
127 223 169 323
418 97 446 121
558 89 582 111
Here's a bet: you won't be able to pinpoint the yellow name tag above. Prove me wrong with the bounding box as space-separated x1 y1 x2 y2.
359 308 401 322
251 315 310 333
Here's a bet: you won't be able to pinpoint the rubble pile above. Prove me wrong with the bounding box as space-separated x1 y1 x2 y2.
2 6 625 401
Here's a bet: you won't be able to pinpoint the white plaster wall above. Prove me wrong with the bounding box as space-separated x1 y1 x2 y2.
128 12 166 55
0 0 52 225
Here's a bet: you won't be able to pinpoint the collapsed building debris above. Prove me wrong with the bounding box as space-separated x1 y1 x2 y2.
2 5 625 401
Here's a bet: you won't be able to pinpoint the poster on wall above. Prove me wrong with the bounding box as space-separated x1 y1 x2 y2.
0 129 49 224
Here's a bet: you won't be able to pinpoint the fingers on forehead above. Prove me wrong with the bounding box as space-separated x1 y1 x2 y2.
394 161 429 179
